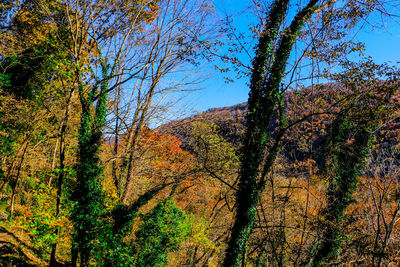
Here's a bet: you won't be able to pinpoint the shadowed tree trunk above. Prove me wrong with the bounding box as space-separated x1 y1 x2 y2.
311 118 373 266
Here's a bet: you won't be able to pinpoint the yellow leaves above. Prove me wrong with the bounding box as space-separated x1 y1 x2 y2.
147 2 158 12
187 215 215 249
12 7 57 47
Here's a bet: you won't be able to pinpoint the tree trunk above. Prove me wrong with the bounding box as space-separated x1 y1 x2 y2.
223 0 320 265
71 63 109 264
49 89 74 266
9 141 29 217
311 119 373 266
121 79 158 204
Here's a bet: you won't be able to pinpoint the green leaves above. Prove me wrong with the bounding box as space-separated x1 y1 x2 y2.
135 199 190 266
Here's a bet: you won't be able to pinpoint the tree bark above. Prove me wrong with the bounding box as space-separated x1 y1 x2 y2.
49 89 74 266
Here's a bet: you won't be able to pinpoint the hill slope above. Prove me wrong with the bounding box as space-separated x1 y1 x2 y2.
158 83 400 164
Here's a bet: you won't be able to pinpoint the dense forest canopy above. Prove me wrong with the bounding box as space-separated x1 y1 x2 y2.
0 0 400 266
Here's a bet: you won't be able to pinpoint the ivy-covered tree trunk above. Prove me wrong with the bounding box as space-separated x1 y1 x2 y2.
309 69 400 266
310 119 374 266
223 0 320 266
71 64 109 266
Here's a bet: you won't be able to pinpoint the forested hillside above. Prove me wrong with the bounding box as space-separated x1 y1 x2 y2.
1 0 400 266
160 83 400 165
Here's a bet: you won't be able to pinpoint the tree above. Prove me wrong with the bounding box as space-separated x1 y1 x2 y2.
40 0 217 264
110 0 217 205
0 1 79 264
310 62 400 266
223 0 329 265
222 0 394 265
41 1 163 264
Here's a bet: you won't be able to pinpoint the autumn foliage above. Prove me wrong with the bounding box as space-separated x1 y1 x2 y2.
0 0 400 266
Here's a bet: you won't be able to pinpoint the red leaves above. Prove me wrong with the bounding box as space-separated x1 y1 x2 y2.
140 128 194 175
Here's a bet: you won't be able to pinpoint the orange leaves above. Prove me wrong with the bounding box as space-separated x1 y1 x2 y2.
141 129 193 165
134 128 195 186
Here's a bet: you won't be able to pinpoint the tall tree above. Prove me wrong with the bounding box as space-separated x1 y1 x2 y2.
55 1 162 264
223 0 325 265
310 63 400 266
222 0 389 265
42 0 217 264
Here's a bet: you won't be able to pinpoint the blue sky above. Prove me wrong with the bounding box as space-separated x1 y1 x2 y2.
173 0 400 119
